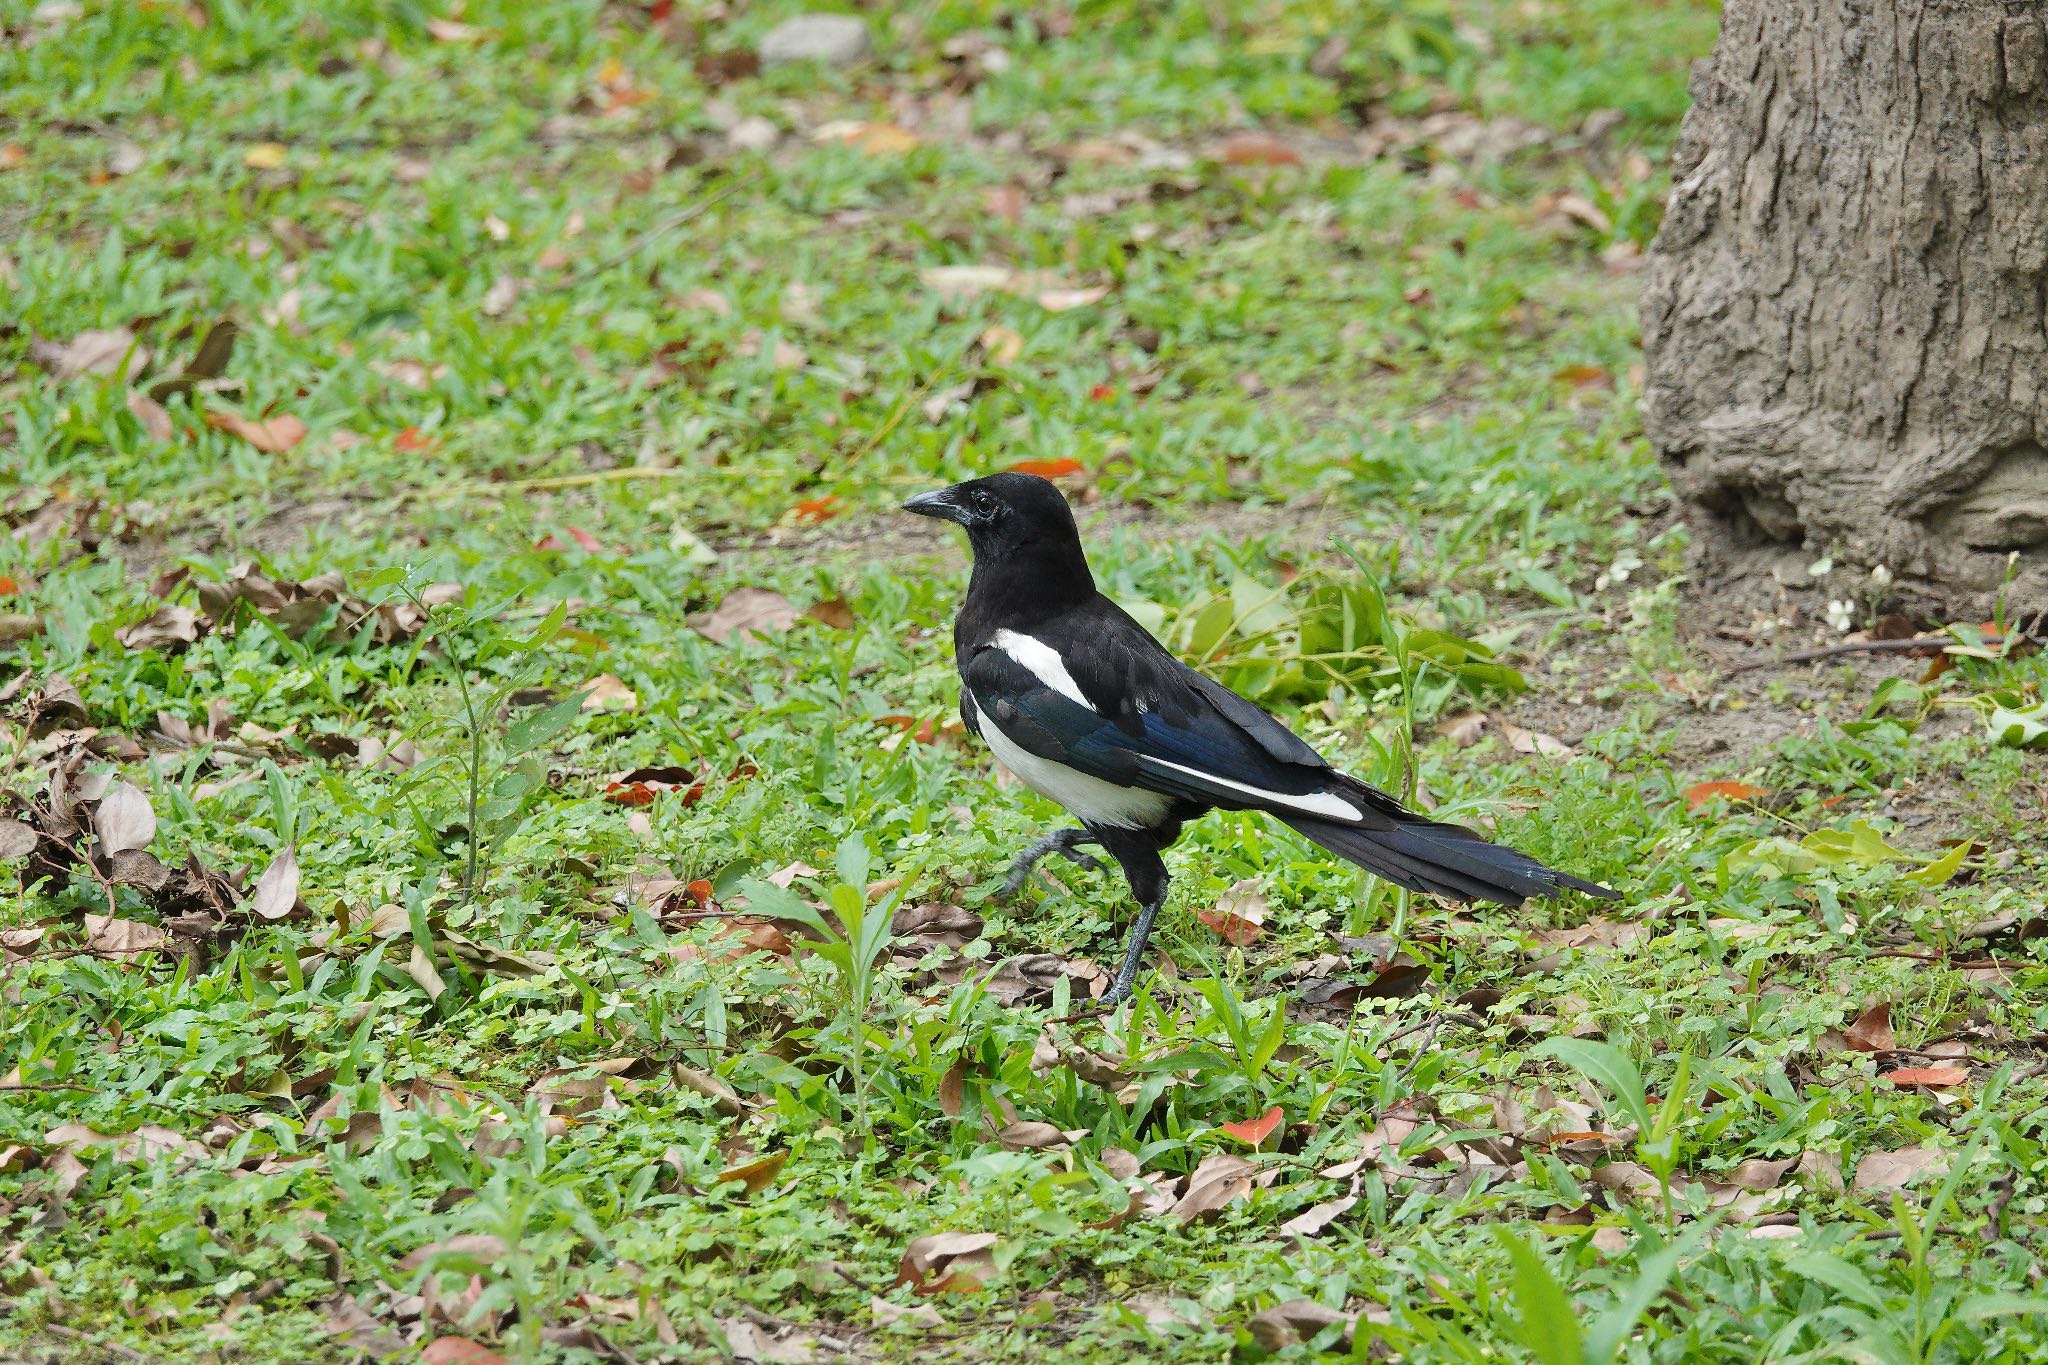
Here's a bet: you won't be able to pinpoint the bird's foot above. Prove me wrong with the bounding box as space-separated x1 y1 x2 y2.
999 828 1105 896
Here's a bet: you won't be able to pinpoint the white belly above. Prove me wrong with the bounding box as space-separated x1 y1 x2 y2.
978 713 1172 830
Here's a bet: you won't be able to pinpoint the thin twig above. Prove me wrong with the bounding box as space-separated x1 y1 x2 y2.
1726 626 2034 675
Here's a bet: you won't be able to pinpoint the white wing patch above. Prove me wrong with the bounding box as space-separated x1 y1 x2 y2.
991 629 1093 710
978 708 1172 830
1136 756 1363 822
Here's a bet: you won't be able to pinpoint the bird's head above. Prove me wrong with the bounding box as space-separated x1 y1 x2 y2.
902 472 1080 558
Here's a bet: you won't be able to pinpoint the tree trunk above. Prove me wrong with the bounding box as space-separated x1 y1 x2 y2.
1642 0 2048 618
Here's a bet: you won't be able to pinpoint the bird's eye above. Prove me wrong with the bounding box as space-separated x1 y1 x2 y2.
972 490 996 511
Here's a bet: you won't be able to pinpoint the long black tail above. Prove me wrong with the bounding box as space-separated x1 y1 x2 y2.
1279 808 1617 906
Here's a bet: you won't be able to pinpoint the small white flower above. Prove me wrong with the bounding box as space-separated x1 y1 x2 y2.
1826 599 1855 632
1808 555 1834 578
1869 564 1892 587
1608 549 1642 584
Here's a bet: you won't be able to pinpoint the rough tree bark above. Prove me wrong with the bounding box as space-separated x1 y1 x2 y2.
1642 0 2048 617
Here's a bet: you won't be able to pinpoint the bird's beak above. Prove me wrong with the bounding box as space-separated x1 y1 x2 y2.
902 487 965 524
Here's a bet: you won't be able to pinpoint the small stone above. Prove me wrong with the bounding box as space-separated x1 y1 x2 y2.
757 14 871 66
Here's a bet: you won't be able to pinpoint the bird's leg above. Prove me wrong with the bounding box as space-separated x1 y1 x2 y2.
1000 826 1105 895
1099 891 1166 1008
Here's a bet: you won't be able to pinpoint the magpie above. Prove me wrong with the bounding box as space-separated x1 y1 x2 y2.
905 472 1617 1007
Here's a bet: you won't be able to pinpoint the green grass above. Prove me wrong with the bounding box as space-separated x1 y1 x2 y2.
5 0 2048 1361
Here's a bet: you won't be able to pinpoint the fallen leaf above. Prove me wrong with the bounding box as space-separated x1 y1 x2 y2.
421 1340 507 1365
205 409 308 453
996 1120 1085 1152
716 1150 788 1195
126 390 175 442
978 323 1025 364
1220 1105 1284 1148
1884 1067 1968 1089
1725 1155 1800 1191
1555 364 1614 391
1006 457 1085 480
1551 191 1613 233
1170 1152 1257 1221
813 120 919 155
393 426 435 453
242 141 288 169
1214 130 1302 166
248 844 303 920
1843 1002 1894 1054
426 17 485 42
921 264 1015 302
1035 284 1108 312
791 494 840 524
1248 1299 1351 1352
94 781 156 854
1438 710 1487 746
1278 1194 1356 1238
1196 877 1267 946
578 673 638 711
34 327 149 380
1853 1146 1946 1190
896 1231 998 1295
602 765 698 806
1684 780 1766 812
1500 720 1574 757
399 1234 510 1271
47 1122 204 1162
115 602 203 652
805 597 856 630
694 588 798 643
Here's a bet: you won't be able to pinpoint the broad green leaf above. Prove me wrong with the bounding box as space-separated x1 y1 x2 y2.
1186 597 1235 658
1787 1253 1889 1312
1535 1038 1652 1133
1494 1228 1586 1365
1904 840 1970 887
1988 703 2048 749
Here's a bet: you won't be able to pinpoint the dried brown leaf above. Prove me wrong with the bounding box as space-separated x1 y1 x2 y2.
93 780 156 854
693 588 798 644
1170 1152 1258 1221
248 844 303 920
1852 1146 1946 1190
205 409 308 453
896 1230 998 1295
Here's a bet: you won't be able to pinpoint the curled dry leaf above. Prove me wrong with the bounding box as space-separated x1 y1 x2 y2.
995 1120 1087 1152
896 1231 998 1295
693 587 798 644
205 409 308 453
1196 877 1267 945
115 602 203 652
93 782 156 854
1171 1151 1258 1221
1843 1001 1894 1053
715 1149 788 1195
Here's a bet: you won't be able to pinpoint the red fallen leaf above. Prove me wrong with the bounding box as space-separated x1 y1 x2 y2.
205 409 307 453
535 526 607 553
1216 130 1302 166
1220 1104 1284 1147
422 1340 507 1365
649 0 674 18
1196 906 1263 946
603 765 701 807
1006 457 1085 479
1196 878 1267 946
0 576 16 596
1089 382 1116 401
1684 780 1766 813
684 878 715 908
393 426 434 453
1884 1067 1968 1088
1555 364 1614 391
791 494 840 524
877 715 944 745
1821 795 1846 808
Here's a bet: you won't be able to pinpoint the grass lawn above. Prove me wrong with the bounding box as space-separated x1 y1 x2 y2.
5 0 2048 1360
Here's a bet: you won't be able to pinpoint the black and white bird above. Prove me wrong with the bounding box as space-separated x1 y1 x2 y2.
906 472 1616 1006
